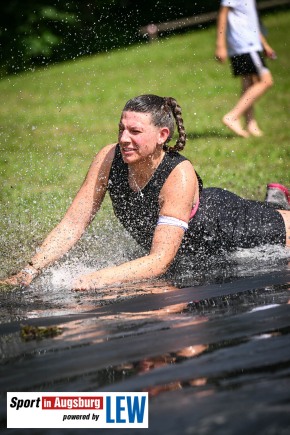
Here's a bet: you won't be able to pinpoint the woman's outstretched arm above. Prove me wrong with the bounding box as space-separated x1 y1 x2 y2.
1 144 116 286
72 224 186 290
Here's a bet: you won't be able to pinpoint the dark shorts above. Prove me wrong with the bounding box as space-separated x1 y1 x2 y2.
230 52 268 77
182 188 286 256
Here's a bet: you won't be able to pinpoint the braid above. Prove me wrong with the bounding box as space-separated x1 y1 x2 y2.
163 97 187 152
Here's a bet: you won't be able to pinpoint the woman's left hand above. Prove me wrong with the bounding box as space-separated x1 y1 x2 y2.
72 272 103 291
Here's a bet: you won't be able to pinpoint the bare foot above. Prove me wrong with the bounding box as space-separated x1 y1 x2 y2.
222 114 249 138
247 120 264 137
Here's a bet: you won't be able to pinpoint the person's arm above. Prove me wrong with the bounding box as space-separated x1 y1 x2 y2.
215 6 229 63
1 144 116 286
260 32 276 59
73 160 198 290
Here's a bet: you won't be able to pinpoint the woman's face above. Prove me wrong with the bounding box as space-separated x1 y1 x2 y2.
118 111 169 164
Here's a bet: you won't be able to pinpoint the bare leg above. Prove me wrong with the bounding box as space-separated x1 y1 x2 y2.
243 75 264 136
243 75 263 137
223 71 273 138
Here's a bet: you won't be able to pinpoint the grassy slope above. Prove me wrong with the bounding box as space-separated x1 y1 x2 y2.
0 10 289 272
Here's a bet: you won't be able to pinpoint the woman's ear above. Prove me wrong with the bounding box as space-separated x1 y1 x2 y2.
158 127 170 145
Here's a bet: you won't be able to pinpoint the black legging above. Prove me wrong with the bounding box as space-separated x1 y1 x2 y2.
181 187 285 255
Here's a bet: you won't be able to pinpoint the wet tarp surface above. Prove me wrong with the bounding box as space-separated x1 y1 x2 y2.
1 264 290 434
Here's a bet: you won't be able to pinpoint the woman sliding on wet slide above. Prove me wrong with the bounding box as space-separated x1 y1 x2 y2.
2 94 289 290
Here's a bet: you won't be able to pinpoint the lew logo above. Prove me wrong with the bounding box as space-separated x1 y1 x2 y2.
7 392 148 428
106 395 147 424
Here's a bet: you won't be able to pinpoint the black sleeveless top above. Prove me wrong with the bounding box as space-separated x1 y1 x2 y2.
107 145 284 262
107 144 203 251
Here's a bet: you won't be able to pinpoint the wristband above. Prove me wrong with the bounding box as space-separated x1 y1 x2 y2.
22 267 39 277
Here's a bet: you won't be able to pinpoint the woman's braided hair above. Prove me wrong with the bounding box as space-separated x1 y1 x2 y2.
122 94 187 152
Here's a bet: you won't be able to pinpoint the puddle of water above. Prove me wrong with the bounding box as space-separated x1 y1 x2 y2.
0 236 289 324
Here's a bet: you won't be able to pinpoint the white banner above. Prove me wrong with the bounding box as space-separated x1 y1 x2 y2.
7 392 148 428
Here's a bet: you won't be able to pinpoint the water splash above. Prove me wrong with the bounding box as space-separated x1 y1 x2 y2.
171 243 289 288
227 244 289 276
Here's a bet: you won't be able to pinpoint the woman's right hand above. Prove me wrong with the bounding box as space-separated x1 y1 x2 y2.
0 266 39 287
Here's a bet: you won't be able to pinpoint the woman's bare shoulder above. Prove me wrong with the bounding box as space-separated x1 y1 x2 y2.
94 143 117 159
166 158 197 185
89 143 117 167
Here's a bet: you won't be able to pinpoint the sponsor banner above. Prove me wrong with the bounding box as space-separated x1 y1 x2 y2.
7 392 148 429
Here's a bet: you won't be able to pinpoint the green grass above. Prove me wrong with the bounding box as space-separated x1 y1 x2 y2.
0 10 289 275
